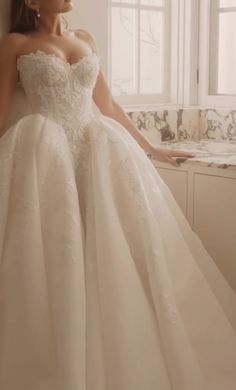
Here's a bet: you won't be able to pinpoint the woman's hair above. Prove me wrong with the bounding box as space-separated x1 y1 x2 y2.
9 0 69 34
9 0 39 33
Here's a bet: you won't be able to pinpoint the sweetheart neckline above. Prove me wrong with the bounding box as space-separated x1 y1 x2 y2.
17 49 99 68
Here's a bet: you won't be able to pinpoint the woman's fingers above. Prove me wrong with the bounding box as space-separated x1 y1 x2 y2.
164 156 180 167
151 147 195 167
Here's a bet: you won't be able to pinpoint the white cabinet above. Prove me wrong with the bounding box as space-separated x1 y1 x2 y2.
153 160 236 291
193 173 236 290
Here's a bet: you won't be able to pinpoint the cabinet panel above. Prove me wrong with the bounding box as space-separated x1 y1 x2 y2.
156 167 188 217
193 173 236 290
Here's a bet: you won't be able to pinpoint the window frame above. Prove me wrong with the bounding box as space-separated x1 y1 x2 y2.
198 0 236 108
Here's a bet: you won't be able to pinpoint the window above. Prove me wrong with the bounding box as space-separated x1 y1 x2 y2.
199 0 236 107
108 0 171 105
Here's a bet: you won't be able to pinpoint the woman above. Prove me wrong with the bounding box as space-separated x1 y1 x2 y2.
0 1 236 390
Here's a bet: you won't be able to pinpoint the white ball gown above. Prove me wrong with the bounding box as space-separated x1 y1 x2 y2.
0 49 236 390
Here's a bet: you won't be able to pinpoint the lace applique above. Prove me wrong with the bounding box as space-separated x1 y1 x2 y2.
75 117 150 221
17 50 100 166
109 148 152 224
146 246 181 327
159 293 179 325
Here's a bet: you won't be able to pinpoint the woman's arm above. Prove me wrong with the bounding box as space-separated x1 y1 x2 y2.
0 34 21 137
93 71 156 155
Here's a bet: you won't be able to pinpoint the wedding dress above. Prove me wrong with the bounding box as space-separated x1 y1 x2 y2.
0 49 236 390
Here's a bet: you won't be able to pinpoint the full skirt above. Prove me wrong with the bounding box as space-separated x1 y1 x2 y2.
0 113 236 390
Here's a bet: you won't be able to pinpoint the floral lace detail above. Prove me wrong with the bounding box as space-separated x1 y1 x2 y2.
146 244 181 328
159 293 179 325
17 50 100 165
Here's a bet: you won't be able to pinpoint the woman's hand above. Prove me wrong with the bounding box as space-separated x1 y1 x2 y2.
149 146 195 167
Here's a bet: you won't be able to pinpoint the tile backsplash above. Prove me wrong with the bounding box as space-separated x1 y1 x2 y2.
199 109 236 141
127 108 236 143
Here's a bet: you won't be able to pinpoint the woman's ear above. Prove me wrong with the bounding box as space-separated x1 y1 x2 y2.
24 0 39 12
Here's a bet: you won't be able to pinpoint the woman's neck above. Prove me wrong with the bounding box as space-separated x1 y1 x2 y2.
37 14 66 36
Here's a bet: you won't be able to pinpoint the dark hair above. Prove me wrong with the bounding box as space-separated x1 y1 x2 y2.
9 0 69 34
9 0 39 33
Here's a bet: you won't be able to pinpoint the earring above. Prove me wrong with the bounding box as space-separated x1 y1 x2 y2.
37 8 40 18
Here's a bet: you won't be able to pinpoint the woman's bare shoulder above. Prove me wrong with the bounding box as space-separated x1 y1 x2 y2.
70 28 98 52
0 32 28 58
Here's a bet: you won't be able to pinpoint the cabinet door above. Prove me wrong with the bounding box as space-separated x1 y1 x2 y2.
156 167 188 217
193 173 236 291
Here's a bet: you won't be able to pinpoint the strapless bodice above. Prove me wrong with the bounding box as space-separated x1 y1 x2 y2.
17 50 100 158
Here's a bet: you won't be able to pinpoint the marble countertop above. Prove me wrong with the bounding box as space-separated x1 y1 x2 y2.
153 139 236 170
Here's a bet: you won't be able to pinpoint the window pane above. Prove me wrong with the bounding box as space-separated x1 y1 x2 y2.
219 0 236 7
111 8 136 95
140 11 163 94
217 12 236 94
141 0 164 6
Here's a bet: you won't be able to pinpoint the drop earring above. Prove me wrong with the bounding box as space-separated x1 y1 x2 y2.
37 8 40 18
